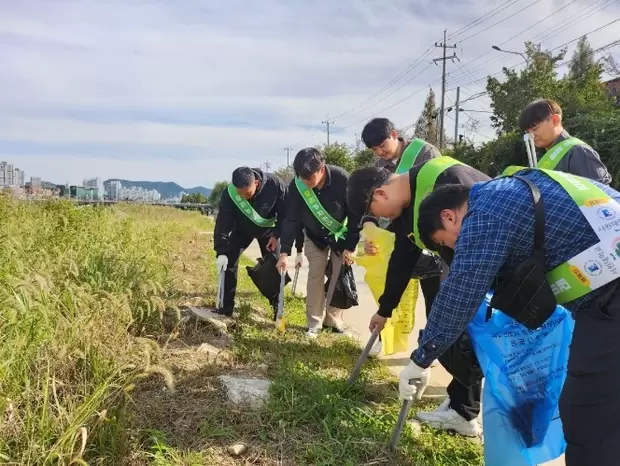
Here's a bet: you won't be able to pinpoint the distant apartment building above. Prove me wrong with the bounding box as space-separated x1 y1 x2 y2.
604 76 620 105
106 180 122 200
118 186 161 202
0 161 26 187
30 177 42 188
83 177 104 199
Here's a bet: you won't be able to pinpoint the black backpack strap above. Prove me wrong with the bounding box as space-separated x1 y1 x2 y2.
512 174 545 258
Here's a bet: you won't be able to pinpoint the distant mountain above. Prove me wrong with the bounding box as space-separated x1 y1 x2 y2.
104 179 212 199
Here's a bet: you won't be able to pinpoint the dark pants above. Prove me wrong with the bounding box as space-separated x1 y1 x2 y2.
559 280 620 466
420 274 482 421
221 235 271 311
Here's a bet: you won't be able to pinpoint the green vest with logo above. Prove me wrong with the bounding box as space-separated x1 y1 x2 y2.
504 137 588 176
503 166 620 304
408 156 465 250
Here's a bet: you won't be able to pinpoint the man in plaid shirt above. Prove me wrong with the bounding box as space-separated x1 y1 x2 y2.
403 169 620 466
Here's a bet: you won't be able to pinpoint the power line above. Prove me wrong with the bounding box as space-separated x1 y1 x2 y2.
447 18 620 91
459 0 544 43
448 0 523 40
331 46 435 121
445 0 584 85
333 48 435 122
448 0 617 89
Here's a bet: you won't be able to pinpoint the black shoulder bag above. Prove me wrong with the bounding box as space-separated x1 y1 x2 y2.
488 175 557 330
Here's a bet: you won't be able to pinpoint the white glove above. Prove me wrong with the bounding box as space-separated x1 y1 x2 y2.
399 360 431 401
295 253 303 268
216 255 228 272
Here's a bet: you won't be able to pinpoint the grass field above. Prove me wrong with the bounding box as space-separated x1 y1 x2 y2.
0 195 482 465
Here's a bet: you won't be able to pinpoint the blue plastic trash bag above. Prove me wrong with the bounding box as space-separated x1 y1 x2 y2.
467 292 574 466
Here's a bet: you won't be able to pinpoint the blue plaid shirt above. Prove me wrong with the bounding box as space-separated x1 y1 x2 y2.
413 170 620 368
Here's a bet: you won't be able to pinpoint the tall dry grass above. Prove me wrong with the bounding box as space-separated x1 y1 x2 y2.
0 196 205 465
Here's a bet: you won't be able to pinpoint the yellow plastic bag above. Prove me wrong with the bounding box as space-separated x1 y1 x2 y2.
355 223 418 355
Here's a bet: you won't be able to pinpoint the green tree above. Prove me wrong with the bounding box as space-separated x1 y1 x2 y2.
181 192 208 203
352 147 376 170
561 36 612 118
486 41 566 134
209 181 228 206
413 88 438 145
273 166 295 183
321 142 355 173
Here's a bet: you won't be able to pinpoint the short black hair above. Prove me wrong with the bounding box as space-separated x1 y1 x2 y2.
293 147 325 179
519 99 562 132
417 184 471 250
347 167 392 217
361 118 396 148
231 167 256 188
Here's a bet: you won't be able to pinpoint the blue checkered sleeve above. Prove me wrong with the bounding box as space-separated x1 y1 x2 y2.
412 211 513 367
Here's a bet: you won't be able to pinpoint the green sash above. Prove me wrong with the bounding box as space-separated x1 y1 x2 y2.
537 137 586 170
504 137 587 176
504 167 620 303
227 184 276 228
395 138 427 174
408 156 465 249
294 177 347 241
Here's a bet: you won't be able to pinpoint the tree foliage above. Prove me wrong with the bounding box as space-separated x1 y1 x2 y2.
209 181 228 206
273 166 294 183
181 192 209 204
413 88 439 145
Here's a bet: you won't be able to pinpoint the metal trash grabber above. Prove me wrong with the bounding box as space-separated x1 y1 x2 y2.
275 271 287 332
524 133 538 168
291 265 300 295
346 327 380 385
324 253 343 311
389 379 418 453
216 269 225 309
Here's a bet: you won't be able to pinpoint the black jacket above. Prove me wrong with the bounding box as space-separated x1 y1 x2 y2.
214 169 302 255
377 162 491 318
280 165 361 255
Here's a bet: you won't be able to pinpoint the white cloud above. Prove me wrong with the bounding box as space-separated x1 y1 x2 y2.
1 0 619 188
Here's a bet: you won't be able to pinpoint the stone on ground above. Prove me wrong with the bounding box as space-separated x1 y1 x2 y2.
188 307 230 335
407 419 422 437
218 375 272 409
227 443 247 456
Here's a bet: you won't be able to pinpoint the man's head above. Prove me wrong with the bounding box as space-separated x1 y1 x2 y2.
417 184 471 250
293 147 326 189
519 99 564 149
347 167 404 219
361 118 400 160
231 167 259 199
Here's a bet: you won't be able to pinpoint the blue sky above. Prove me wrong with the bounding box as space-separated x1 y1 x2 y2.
1 0 619 188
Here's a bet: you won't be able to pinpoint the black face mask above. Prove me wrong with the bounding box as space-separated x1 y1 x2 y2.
488 174 557 331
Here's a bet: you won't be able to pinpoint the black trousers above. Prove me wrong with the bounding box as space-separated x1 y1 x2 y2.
221 235 271 311
560 279 620 466
420 275 482 421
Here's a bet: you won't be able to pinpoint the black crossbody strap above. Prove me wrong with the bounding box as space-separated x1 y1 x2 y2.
512 174 545 258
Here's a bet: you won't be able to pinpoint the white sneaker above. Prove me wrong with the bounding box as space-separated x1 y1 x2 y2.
368 339 383 358
306 328 320 339
416 402 482 438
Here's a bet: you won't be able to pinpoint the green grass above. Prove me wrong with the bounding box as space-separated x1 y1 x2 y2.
0 194 482 465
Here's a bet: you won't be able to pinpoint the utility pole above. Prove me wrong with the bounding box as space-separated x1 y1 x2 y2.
433 29 457 150
322 119 334 146
264 161 271 173
454 87 460 149
283 147 293 167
